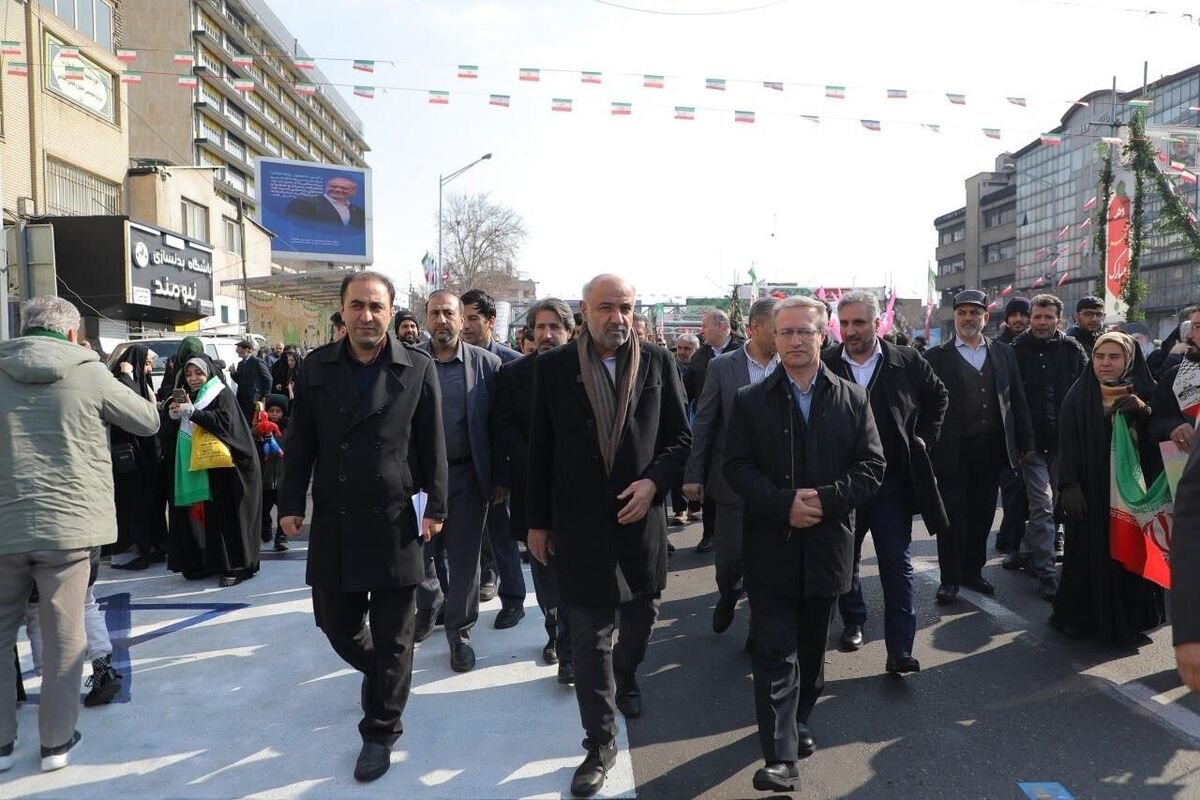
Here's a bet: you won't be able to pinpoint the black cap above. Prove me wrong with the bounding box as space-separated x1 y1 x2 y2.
395 308 417 324
1076 295 1104 311
1004 297 1032 318
953 289 988 309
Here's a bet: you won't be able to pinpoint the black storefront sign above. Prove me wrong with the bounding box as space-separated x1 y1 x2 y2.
127 222 214 317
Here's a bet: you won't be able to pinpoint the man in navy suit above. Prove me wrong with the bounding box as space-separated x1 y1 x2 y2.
285 176 366 231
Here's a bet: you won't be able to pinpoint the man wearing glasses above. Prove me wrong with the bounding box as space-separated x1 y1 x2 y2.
1066 295 1105 354
724 296 884 793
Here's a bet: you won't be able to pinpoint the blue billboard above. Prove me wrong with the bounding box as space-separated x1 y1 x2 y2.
256 157 373 264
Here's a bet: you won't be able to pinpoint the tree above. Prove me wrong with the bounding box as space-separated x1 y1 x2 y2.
728 284 744 334
440 191 528 295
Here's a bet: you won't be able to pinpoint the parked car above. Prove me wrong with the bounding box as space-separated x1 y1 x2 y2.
108 335 247 393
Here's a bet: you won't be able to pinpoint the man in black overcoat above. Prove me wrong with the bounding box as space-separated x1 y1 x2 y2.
724 295 885 793
280 271 448 784
493 297 576 682
526 274 691 799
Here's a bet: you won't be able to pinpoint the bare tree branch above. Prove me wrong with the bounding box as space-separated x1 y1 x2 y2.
440 192 528 295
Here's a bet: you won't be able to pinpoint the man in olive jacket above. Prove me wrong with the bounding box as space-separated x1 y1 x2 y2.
280 272 448 783
0 297 160 772
724 296 884 793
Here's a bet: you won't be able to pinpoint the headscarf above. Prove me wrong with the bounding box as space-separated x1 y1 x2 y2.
113 344 154 401
1094 331 1137 386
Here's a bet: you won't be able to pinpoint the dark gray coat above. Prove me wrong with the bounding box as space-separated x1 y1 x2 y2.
684 346 757 505
1171 441 1200 645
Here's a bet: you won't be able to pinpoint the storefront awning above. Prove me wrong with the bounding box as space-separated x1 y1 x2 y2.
222 270 357 306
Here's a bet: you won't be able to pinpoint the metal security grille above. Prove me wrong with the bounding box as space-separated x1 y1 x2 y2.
45 157 121 216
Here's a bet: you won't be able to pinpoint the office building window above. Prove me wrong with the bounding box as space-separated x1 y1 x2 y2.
984 203 1016 229
40 0 113 49
938 255 965 275
46 157 120 215
181 198 210 242
224 218 242 255
983 239 1015 264
939 224 965 246
220 305 230 324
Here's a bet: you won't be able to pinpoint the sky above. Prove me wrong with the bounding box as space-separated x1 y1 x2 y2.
279 0 1200 302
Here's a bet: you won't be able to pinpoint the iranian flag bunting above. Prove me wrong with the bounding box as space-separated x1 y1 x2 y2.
173 50 194 65
116 48 137 62
1171 160 1187 172
1079 218 1092 230
120 70 143 85
489 94 510 107
582 71 601 84
1128 98 1152 107
946 92 965 104
1057 224 1071 238
294 82 316 95
294 57 316 71
611 101 631 115
457 64 478 79
63 64 85 81
886 89 907 99
706 78 726 91
1181 170 1198 185
763 81 783 91
801 115 820 123
921 123 941 133
1007 96 1027 107
825 84 844 99
519 67 539 81
1041 133 1063 145
644 74 664 89
674 106 694 120
353 60 375 73
6 61 27 77
1083 195 1098 210
60 46 81 60
1076 239 1088 253
552 97 572 112
177 75 198 89
1057 271 1070 287
861 119 881 131
233 54 254 68
1 41 21 56
429 90 449 104
354 85 374 99
233 78 255 92
734 109 755 124
983 128 1001 139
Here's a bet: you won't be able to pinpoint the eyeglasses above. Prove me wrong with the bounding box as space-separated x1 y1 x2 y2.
776 328 822 340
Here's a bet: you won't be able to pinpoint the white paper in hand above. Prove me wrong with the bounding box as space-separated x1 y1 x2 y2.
412 491 428 522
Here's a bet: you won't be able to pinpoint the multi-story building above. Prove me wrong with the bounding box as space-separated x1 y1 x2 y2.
121 0 369 237
932 156 1017 339
935 66 1200 340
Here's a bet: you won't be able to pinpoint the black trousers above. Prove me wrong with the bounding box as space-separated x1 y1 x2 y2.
417 463 487 645
997 466 1027 550
569 595 659 748
748 592 836 763
714 501 746 604
701 494 716 541
311 584 417 746
261 488 280 542
937 435 1007 584
530 554 572 664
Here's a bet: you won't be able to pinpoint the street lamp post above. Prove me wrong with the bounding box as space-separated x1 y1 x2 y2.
437 153 492 289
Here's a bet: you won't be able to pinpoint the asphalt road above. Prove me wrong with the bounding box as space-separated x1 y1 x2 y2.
629 517 1200 800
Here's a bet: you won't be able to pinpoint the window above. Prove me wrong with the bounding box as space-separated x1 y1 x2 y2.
224 218 242 255
46 157 120 215
983 239 1016 264
984 203 1016 229
938 255 965 275
220 305 230 324
181 198 210 242
43 0 114 49
939 224 965 246
225 134 245 162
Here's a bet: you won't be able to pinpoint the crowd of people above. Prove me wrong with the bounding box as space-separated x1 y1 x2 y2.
0 277 1197 797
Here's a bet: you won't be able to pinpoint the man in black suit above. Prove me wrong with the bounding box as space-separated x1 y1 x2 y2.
279 271 447 783
493 298 576 683
824 291 948 673
924 289 1034 605
234 339 272 421
284 175 366 230
527 274 690 799
724 295 885 793
686 308 745 552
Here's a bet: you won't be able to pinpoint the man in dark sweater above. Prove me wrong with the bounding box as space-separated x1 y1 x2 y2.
995 297 1031 554
1066 295 1104 354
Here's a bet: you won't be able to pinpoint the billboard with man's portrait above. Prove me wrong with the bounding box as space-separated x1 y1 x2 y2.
256 157 373 264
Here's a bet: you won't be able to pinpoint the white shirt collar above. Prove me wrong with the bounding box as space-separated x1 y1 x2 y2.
744 342 779 369
841 339 883 367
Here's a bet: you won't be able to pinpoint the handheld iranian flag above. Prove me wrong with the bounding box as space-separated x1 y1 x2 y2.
353 60 375 73
489 94 510 107
116 48 137 62
457 64 478 79
946 92 965 104
6 61 27 77
429 90 449 105
294 57 316 71
644 74 665 89
519 67 539 82
0 41 21 56
983 128 1001 140
1040 133 1064 145
861 119 881 131
825 85 844 99
233 54 254 68
178 75 198 89
294 82 316 95
706 78 726 91
59 46 81 60
886 89 907 99
674 106 694 120
173 50 194 66
582 71 601 84
611 101 631 115
763 81 783 91
1109 413 1172 589
120 71 143 85
551 98 572 112
734 109 755 124
233 78 255 92
63 64 85 81
1007 96 1027 107
354 85 374 99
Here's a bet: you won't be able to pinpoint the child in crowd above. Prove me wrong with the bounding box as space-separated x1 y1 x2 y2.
255 394 289 553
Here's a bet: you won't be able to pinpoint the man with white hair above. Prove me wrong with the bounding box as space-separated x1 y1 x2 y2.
0 297 160 773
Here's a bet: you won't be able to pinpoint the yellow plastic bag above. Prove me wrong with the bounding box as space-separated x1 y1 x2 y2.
190 425 235 471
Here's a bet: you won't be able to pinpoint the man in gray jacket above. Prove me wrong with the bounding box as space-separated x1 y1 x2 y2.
0 297 160 773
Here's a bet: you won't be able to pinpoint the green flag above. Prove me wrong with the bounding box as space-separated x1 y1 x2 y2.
748 265 758 283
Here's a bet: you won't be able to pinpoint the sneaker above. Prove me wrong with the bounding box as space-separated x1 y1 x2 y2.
84 655 122 707
40 730 80 772
0 740 13 772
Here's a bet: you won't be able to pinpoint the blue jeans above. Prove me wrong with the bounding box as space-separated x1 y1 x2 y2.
837 474 916 656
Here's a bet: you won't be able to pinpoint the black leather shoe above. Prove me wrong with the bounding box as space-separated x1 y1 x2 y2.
353 741 392 782
695 536 714 554
615 675 641 719
713 596 736 633
667 540 676 554
112 557 148 571
543 634 559 665
797 723 815 758
885 653 921 674
558 661 576 685
414 606 440 643
752 761 798 792
479 582 498 602
450 642 476 672
1002 552 1029 572
571 739 617 798
963 576 996 596
935 583 959 605
840 624 864 651
495 605 525 629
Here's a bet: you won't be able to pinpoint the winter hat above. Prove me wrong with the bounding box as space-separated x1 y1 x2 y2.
264 393 289 413
1004 297 1032 318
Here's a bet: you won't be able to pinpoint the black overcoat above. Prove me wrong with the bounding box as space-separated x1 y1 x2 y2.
280 337 448 592
493 352 537 541
526 339 691 609
723 363 885 599
823 340 950 536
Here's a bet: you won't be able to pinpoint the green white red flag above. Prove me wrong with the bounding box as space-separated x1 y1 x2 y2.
644 75 664 89
734 109 754 123
353 60 375 73
763 81 783 91
1041 133 1063 145
0 41 21 56
983 128 1001 139
826 85 844 99
233 54 254 68
294 57 316 71
60 46 81 60
611 101 631 115
354 85 374 99
886 89 907 99
457 64 478 79
1007 97 1027 106
519 67 539 82
178 75 198 89
552 98 572 112
63 64 85 81
233 78 255 92
429 90 449 104
173 51 194 66
6 62 27 77
294 82 316 95
582 71 601 84
489 94 510 107
120 71 142 84
946 92 965 104
1109 413 1172 589
861 119 881 131
116 48 137 62
706 78 726 91
674 106 694 120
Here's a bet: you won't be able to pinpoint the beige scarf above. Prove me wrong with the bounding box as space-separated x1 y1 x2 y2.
577 326 641 475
